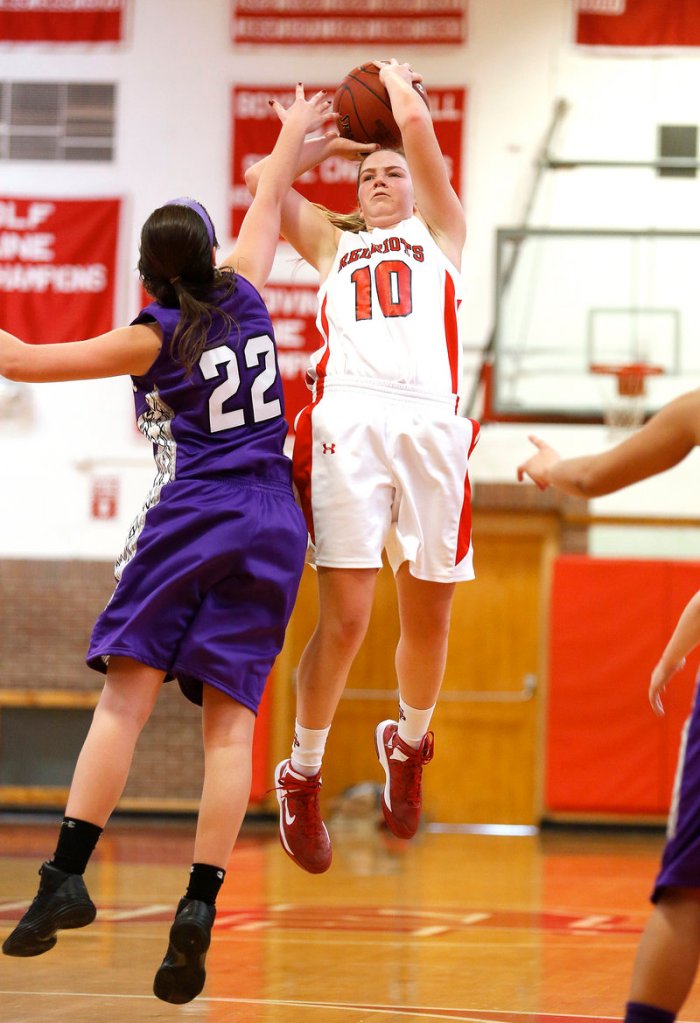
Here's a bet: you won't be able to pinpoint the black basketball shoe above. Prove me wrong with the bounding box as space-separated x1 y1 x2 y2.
153 897 216 1004
2 861 96 957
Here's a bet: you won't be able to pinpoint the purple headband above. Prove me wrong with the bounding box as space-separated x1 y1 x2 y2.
163 197 215 247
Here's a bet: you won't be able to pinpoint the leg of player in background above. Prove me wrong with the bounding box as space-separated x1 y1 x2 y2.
375 565 455 839
625 889 700 1022
275 566 378 874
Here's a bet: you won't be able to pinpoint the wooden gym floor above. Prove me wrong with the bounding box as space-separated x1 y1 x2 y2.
2 815 700 1022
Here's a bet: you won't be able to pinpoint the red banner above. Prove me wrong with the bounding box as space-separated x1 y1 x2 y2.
231 0 466 45
0 1 124 43
0 197 120 344
575 0 700 48
230 84 467 237
261 281 319 431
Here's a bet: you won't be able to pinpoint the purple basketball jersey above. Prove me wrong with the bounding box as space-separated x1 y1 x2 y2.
131 273 291 483
86 271 307 711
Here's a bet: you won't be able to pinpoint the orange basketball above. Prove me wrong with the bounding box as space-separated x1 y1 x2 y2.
332 63 429 148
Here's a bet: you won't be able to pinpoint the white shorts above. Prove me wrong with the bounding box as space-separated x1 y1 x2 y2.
292 378 480 583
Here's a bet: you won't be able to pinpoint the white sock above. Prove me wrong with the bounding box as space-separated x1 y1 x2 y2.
397 698 435 749
290 721 330 776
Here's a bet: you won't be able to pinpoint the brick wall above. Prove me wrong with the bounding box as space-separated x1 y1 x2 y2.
0 559 203 805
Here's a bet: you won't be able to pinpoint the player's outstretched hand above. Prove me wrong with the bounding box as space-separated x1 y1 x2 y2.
516 435 561 491
269 84 337 137
649 657 685 716
269 86 378 161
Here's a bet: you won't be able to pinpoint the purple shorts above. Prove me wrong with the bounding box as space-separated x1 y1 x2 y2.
87 475 307 714
653 676 700 900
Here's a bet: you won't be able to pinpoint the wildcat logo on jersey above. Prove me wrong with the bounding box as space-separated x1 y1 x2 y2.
338 237 424 271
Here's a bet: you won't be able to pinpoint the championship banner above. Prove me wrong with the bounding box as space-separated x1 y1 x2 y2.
0 0 125 43
575 0 700 49
231 0 467 46
0 197 120 344
230 84 467 237
262 281 319 431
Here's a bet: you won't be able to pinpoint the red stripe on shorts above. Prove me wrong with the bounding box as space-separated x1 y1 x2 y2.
292 404 315 544
455 419 481 566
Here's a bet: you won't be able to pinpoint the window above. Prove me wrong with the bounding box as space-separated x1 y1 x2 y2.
0 82 115 162
0 707 93 786
658 124 697 179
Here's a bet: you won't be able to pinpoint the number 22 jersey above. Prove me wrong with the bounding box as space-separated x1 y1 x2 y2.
132 274 291 484
309 215 463 402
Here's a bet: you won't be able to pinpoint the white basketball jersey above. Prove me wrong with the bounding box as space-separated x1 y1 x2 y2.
310 216 462 400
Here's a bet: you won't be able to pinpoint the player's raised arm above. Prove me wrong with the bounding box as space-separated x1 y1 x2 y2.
377 59 465 266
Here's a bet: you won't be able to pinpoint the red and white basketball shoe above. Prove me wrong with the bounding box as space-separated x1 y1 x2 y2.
274 759 332 874
374 720 434 839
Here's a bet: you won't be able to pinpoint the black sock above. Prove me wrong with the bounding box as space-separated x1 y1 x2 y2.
185 863 226 906
50 817 103 875
625 1002 676 1023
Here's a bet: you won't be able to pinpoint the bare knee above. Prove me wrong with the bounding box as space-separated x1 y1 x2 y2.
97 660 163 732
396 570 454 645
95 687 153 734
202 688 256 750
317 608 371 653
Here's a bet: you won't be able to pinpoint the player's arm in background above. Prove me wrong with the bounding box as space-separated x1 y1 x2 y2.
0 324 162 383
378 59 465 268
649 589 700 716
516 388 700 497
244 109 376 278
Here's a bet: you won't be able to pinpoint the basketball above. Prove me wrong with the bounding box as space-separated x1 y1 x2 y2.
332 63 429 148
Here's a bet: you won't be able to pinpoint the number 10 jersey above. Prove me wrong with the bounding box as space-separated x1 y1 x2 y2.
310 215 463 403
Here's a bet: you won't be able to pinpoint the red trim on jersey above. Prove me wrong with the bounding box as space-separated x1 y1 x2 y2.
314 295 332 399
443 273 460 396
292 405 315 544
455 419 481 566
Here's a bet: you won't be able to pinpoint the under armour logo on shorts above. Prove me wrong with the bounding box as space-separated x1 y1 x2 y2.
322 443 336 454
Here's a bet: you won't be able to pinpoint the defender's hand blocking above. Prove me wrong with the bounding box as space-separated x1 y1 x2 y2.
269 85 337 137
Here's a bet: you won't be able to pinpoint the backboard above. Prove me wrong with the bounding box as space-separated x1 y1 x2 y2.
486 228 700 423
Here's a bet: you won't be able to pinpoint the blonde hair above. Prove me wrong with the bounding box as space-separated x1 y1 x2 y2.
311 202 365 234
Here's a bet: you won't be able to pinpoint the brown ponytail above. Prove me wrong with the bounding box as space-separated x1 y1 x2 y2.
138 203 238 374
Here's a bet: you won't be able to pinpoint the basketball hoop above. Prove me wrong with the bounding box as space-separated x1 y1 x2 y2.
590 362 664 435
